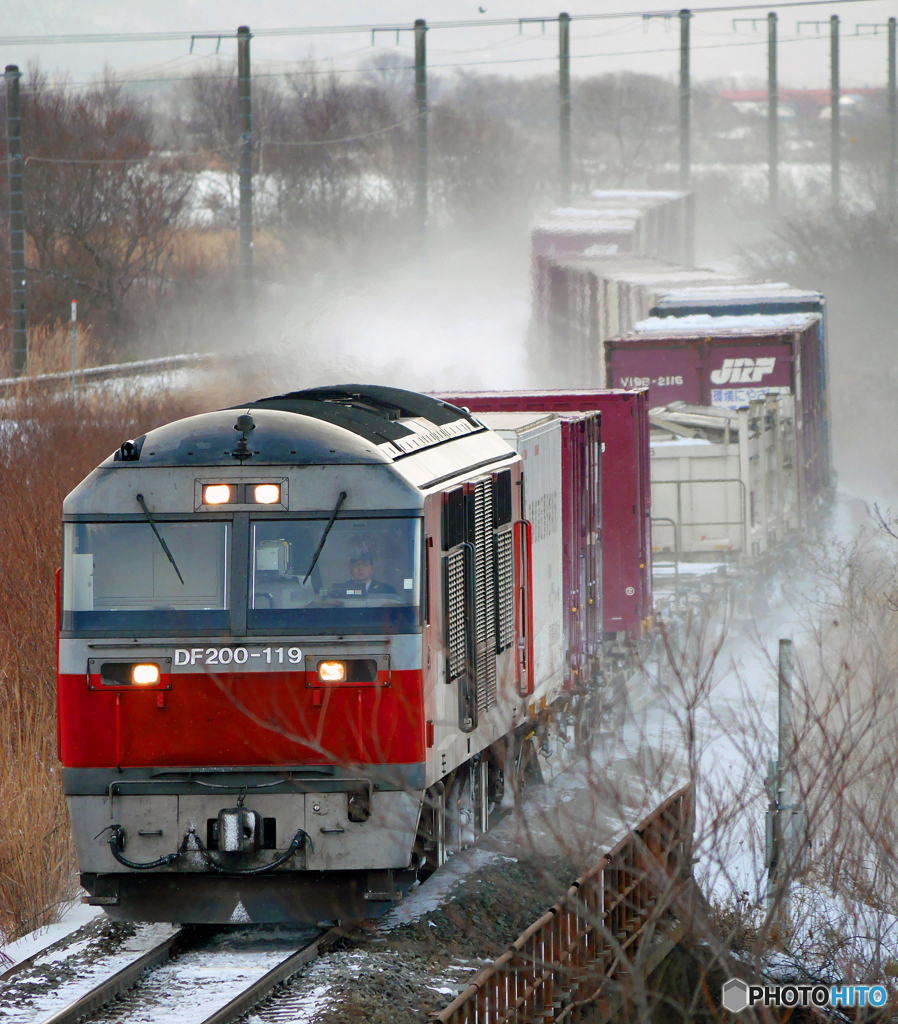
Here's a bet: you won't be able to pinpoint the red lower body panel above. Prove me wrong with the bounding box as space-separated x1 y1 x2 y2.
58 670 424 768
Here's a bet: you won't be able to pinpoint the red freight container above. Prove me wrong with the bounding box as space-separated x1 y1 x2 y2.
435 390 651 649
605 313 828 511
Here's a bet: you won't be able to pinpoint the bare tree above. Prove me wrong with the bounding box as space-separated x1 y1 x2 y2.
574 71 677 187
3 72 193 354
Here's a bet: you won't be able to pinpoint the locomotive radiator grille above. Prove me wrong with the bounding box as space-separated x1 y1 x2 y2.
496 528 514 652
475 637 497 714
474 480 497 712
446 548 466 681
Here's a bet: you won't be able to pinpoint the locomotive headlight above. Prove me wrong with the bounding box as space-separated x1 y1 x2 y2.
254 484 280 504
132 663 161 685
317 660 346 683
204 484 233 505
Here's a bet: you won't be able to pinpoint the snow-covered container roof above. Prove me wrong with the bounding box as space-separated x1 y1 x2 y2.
632 312 820 334
660 283 821 301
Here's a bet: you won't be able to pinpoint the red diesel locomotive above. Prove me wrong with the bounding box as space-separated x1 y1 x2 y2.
58 385 621 924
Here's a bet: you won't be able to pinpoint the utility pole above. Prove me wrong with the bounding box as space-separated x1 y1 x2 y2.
765 638 806 920
889 17 896 214
767 12 778 211
5 65 26 376
237 26 254 324
70 300 78 393
679 9 691 189
559 12 571 204
414 19 428 245
830 15 840 211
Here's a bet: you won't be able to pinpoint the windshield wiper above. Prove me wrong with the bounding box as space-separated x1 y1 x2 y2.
136 493 185 585
303 491 347 585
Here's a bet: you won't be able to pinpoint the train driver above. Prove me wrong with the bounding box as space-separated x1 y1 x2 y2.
330 550 396 598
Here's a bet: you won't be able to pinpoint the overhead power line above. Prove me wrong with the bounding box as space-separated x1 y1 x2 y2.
0 0 880 47
16 27 883 92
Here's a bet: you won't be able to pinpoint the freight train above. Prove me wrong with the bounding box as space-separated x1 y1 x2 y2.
58 385 621 925
528 197 833 568
58 192 832 926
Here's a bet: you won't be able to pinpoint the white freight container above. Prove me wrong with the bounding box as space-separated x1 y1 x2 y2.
648 395 797 561
477 412 565 703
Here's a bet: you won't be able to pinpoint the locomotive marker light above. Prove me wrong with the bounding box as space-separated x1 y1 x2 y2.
253 483 280 504
318 660 347 683
203 483 233 505
132 664 161 685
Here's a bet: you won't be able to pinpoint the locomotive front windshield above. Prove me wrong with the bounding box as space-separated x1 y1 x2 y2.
62 522 230 632
62 517 422 634
249 517 421 632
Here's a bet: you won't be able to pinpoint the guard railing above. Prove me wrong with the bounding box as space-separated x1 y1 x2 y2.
433 784 693 1024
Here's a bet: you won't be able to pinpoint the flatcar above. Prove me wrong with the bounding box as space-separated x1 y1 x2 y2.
58 385 611 925
606 313 830 517
531 207 833 571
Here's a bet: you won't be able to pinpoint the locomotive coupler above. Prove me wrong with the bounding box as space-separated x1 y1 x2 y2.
214 805 263 853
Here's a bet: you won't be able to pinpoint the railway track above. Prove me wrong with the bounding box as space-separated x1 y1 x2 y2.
0 920 339 1024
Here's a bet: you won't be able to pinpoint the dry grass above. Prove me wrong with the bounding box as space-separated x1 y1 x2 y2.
0 320 102 379
0 382 204 943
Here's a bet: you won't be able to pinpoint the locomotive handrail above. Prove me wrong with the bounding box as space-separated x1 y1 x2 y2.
513 519 534 698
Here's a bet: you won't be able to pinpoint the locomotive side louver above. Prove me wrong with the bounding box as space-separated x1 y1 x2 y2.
473 479 497 714
496 529 514 653
445 548 466 682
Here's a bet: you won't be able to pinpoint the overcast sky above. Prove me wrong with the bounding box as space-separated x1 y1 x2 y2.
5 0 897 91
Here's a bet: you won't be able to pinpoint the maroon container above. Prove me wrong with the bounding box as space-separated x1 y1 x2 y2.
435 390 652 646
605 314 828 510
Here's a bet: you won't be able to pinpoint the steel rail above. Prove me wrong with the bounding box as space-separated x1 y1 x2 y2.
33 924 340 1024
39 929 187 1024
432 784 693 1024
199 926 342 1024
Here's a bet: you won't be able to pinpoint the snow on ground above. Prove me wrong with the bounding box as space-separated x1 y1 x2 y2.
0 922 179 1024
622 587 798 906
0 898 102 971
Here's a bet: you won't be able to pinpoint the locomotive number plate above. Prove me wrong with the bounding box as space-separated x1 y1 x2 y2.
173 646 302 669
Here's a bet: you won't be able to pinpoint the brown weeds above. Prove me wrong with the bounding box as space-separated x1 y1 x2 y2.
0 382 204 942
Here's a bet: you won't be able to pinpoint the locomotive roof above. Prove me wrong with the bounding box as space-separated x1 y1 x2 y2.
108 384 484 468
241 384 480 451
